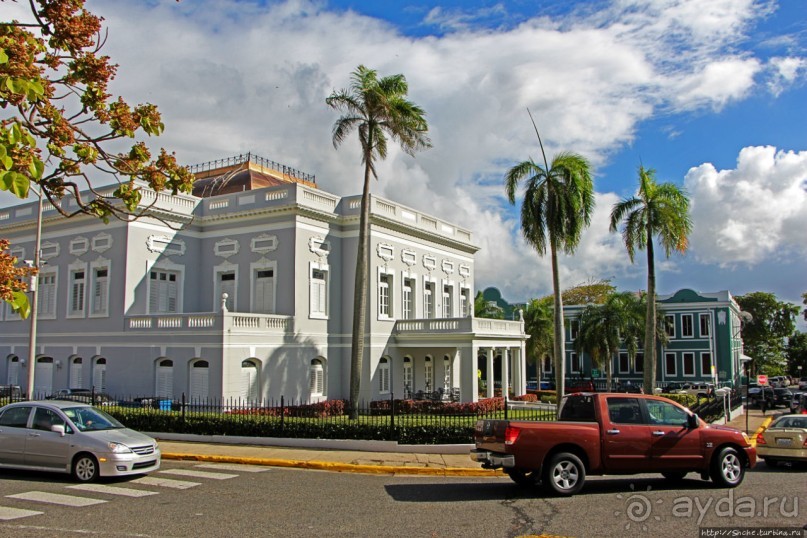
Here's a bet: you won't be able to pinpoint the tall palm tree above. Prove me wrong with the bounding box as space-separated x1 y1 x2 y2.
326 66 431 419
524 297 554 385
610 166 692 391
575 292 644 391
505 111 595 402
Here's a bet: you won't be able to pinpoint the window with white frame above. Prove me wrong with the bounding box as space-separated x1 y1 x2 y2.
460 287 470 317
543 356 552 374
310 359 324 397
253 268 275 314
189 360 209 400
402 278 415 319
634 353 644 373
403 357 413 396
443 355 452 390
69 269 86 316
69 357 83 389
442 284 453 318
424 357 433 392
149 269 179 313
93 358 107 392
701 352 712 377
570 352 581 373
664 315 675 338
378 357 390 394
683 352 695 376
699 313 711 337
618 353 630 374
569 319 580 340
424 281 435 318
216 271 236 311
37 272 57 318
90 267 109 316
310 267 328 318
378 273 392 319
665 353 676 376
681 314 694 338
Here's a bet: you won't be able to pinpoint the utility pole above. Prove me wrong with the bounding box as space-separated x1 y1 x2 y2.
26 188 43 400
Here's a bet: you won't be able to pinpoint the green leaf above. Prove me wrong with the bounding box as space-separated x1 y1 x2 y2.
9 291 31 319
0 171 9 191
28 158 44 180
9 172 29 198
0 48 8 64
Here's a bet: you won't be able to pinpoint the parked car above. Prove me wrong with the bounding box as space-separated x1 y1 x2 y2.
755 414 807 467
748 386 775 408
680 383 716 399
773 388 793 408
789 392 804 413
470 392 755 496
47 389 117 406
565 380 596 393
0 400 160 482
794 393 807 415
798 377 807 391
0 385 24 402
661 382 686 394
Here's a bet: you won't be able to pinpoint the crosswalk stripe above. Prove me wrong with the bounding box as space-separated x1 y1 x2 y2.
6 491 107 507
130 476 200 489
66 484 159 497
195 463 269 473
158 469 237 480
0 506 43 520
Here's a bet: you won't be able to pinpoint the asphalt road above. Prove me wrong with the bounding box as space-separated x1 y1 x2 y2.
0 460 804 537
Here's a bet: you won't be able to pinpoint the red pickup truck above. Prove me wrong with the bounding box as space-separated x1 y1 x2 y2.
471 392 756 496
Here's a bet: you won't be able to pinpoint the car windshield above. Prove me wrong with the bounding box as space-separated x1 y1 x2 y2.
771 416 807 429
63 406 124 432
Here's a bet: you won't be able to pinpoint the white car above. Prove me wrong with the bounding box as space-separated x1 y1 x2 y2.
0 400 160 482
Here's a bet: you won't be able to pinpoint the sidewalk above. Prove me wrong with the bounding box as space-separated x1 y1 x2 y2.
156 405 783 477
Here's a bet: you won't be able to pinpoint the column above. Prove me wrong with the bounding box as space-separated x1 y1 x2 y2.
486 348 494 399
502 348 510 399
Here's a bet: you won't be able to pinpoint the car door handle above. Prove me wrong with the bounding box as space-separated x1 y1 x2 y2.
606 429 620 435
652 431 665 436
28 432 41 437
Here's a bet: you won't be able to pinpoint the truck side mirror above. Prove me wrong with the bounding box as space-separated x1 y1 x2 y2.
687 414 699 429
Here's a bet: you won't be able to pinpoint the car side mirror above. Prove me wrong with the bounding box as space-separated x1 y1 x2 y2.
51 424 66 437
687 414 699 429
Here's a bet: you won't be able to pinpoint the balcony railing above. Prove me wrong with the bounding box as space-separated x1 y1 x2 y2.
126 312 293 332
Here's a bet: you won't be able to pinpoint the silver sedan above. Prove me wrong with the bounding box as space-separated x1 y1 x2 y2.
0 400 160 482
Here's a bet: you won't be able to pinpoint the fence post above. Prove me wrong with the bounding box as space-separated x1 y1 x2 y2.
389 392 395 440
91 386 96 406
280 395 285 434
504 394 508 421
181 392 186 425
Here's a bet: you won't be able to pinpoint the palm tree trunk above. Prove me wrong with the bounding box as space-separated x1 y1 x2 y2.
644 232 656 393
349 161 373 420
606 354 612 392
550 241 565 416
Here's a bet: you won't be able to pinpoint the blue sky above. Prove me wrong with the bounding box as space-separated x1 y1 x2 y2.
2 0 806 318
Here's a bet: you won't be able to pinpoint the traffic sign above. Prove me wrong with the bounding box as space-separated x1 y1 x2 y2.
757 374 768 385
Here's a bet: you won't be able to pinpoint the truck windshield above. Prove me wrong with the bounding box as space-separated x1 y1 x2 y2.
558 395 595 421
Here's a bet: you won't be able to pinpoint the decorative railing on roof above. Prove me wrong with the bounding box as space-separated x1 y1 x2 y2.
186 152 316 184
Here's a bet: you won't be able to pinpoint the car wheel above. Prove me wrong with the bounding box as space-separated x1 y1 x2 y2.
662 471 687 481
710 447 744 488
72 454 99 483
763 458 778 467
506 468 540 487
543 452 585 496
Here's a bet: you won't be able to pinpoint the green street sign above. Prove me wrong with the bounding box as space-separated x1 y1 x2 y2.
592 369 600 377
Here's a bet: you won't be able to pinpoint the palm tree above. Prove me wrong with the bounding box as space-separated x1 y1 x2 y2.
326 66 431 419
505 111 595 402
610 166 692 392
524 297 554 386
575 292 644 391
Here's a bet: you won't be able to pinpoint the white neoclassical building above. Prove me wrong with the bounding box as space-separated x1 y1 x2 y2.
0 154 526 403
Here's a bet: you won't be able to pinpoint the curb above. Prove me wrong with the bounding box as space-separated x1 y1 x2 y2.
748 416 774 448
161 452 503 478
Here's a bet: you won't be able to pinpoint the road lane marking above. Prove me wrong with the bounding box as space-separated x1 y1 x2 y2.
158 469 238 480
195 463 269 472
6 491 107 507
0 506 43 520
66 484 159 497
130 476 200 489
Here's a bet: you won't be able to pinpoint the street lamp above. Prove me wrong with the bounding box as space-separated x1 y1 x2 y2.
26 186 44 400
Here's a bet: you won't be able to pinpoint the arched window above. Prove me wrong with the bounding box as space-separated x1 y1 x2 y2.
93 358 107 393
69 357 83 389
241 359 259 402
34 357 54 397
189 360 209 400
309 359 324 398
403 357 413 397
156 359 174 399
7 356 20 386
424 356 433 392
378 357 390 394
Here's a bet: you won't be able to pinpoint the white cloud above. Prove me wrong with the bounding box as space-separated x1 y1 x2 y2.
767 56 807 96
685 146 807 266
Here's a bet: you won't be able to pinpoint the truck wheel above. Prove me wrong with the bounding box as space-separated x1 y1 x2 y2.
710 447 744 488
506 468 540 487
543 452 585 496
661 471 687 481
